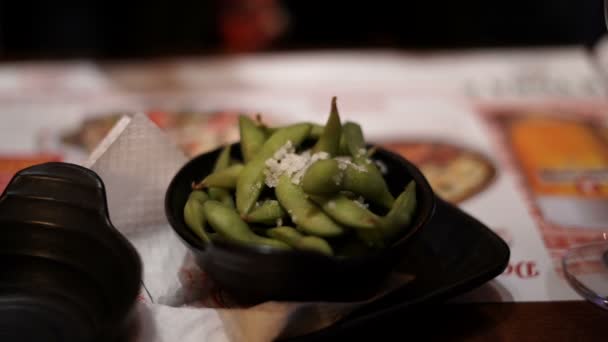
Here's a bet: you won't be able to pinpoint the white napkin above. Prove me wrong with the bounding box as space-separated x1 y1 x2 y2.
84 113 414 342
85 113 194 306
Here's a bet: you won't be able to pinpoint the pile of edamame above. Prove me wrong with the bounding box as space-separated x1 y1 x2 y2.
184 97 417 257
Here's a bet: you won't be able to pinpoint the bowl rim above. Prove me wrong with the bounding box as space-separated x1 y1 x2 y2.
165 142 436 262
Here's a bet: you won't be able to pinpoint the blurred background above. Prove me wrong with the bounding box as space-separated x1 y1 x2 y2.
0 0 605 59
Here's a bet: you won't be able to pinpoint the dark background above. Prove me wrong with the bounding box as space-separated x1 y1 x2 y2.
0 0 605 60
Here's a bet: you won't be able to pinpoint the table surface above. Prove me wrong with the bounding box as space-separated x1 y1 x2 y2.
1 52 608 341
321 301 608 341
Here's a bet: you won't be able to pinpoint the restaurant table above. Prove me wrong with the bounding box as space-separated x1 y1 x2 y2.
319 302 608 341
1 47 608 341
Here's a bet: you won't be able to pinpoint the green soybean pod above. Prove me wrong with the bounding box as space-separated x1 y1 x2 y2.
342 121 367 158
213 145 232 172
207 145 235 206
261 125 278 136
312 96 342 156
338 131 349 155
239 115 268 163
202 200 291 250
267 226 303 246
256 123 312 158
301 158 394 209
275 175 345 237
267 123 324 139
236 123 311 215
379 180 417 241
342 121 394 208
196 163 244 189
244 200 286 225
310 194 380 230
300 159 342 195
250 225 271 236
342 160 394 209
309 123 325 139
295 236 334 256
208 188 235 208
183 191 210 242
267 226 333 256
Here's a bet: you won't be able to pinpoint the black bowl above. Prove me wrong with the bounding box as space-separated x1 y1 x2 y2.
165 144 436 305
0 162 142 341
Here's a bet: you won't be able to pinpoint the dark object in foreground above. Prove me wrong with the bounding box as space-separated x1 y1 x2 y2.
0 162 142 342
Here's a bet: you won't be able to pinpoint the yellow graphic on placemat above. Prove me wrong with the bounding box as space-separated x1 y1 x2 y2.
508 116 608 229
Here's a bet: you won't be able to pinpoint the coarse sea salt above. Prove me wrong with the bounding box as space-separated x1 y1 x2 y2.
335 156 367 173
357 148 367 157
375 159 388 174
354 196 369 209
263 141 330 187
332 172 343 186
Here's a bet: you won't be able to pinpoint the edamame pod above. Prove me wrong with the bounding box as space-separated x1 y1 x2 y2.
301 158 394 209
208 187 235 207
309 123 325 139
239 115 268 163
213 145 232 172
207 145 236 207
344 159 394 209
338 132 349 155
347 182 415 248
379 180 417 241
300 159 342 195
236 123 312 214
341 122 394 207
267 226 334 256
256 123 312 158
202 200 291 250
275 175 345 237
295 236 333 256
310 194 380 230
342 122 367 158
312 96 342 156
188 190 209 204
250 225 271 236
195 163 244 189
244 199 286 225
266 123 324 139
184 191 210 242
235 158 266 215
267 226 303 246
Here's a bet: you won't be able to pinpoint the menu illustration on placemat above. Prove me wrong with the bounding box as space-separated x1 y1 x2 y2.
483 106 608 274
60 110 248 158
382 141 496 204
